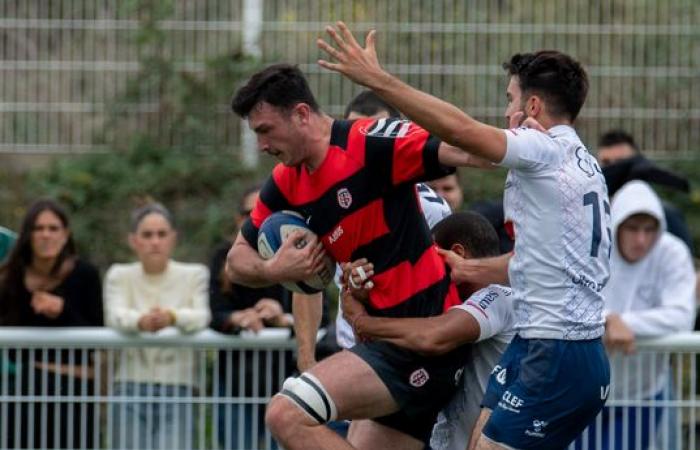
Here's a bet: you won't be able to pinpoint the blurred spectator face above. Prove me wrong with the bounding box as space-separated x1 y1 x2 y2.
346 109 391 120
236 190 260 229
598 142 636 167
30 210 69 261
617 213 660 263
427 174 463 211
129 212 176 271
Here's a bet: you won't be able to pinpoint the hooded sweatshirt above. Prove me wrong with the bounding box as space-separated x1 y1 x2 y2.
605 180 696 400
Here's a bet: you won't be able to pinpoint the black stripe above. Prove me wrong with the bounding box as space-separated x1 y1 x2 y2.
330 119 353 150
280 389 325 423
296 280 320 294
422 135 455 181
366 271 452 319
299 375 331 421
240 218 258 250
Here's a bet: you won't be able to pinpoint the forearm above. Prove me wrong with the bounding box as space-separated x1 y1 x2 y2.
226 239 275 288
370 73 502 161
355 315 455 355
293 292 323 371
474 253 511 285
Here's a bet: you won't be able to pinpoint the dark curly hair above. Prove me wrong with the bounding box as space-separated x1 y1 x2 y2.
231 63 320 118
503 50 589 121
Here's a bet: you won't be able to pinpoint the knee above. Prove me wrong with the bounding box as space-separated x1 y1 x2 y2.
265 395 299 439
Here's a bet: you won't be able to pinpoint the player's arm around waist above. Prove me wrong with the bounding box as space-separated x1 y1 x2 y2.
355 309 481 356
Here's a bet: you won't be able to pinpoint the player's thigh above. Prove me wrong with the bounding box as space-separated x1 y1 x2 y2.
468 408 492 450
308 349 398 419
347 419 424 450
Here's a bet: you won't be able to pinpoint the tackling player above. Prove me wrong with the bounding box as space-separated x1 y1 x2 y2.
318 22 611 450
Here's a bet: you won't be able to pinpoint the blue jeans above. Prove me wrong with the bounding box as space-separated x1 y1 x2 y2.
111 382 194 450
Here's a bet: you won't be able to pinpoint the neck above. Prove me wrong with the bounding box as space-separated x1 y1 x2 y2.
303 114 334 172
30 257 56 276
142 260 168 275
459 281 488 299
537 114 572 131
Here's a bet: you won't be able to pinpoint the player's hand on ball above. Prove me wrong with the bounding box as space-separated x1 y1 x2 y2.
317 21 387 89
266 229 327 283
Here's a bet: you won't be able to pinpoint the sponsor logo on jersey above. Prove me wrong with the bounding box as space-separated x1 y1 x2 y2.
328 225 344 244
571 272 605 292
478 290 500 310
499 390 524 413
409 368 430 387
496 368 507 385
525 419 548 438
337 188 352 209
575 147 602 178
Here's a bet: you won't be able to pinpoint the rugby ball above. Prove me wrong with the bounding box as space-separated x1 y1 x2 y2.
257 211 335 294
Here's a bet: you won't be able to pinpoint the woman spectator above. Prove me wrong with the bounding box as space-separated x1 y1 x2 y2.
0 198 103 449
105 202 209 450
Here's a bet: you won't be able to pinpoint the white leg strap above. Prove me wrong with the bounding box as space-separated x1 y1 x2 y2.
279 372 338 424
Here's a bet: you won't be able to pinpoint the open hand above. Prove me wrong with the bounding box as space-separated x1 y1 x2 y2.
317 21 388 89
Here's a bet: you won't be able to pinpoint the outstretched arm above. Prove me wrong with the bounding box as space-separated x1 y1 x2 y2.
318 22 507 164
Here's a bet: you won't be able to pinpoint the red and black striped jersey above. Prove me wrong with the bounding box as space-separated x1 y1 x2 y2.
242 118 461 319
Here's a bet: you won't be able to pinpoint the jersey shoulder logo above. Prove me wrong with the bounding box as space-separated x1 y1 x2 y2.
337 188 352 209
359 118 418 139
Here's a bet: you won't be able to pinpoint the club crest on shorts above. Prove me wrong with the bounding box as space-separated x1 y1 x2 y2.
409 368 430 387
337 188 352 209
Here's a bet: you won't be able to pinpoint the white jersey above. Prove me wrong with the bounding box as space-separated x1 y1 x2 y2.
499 125 611 340
430 284 515 450
335 183 452 349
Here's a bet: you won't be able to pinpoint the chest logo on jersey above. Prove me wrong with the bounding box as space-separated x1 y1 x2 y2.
337 188 353 209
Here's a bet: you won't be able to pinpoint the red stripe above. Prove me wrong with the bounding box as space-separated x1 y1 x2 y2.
443 282 461 311
320 199 389 263
391 123 430 185
369 245 447 310
250 198 273 229
273 125 367 205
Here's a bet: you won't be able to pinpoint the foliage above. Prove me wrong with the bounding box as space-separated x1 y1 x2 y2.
21 0 263 270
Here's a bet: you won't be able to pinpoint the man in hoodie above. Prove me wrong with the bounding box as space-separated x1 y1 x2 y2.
579 180 696 450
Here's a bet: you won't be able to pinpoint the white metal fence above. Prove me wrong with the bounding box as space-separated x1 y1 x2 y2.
1 0 698 159
0 327 296 450
0 328 699 449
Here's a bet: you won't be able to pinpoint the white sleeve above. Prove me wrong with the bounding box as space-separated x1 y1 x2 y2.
498 128 561 171
172 265 211 333
621 240 697 336
452 286 513 342
104 266 141 332
416 183 452 229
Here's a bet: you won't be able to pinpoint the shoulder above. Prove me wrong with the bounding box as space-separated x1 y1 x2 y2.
169 261 209 277
105 262 139 280
655 233 693 265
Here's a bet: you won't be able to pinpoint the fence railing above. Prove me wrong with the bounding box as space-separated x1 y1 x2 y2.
0 328 699 449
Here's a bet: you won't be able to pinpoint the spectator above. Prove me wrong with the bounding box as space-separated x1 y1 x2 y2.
210 185 293 449
577 180 696 450
427 172 464 212
0 199 103 449
597 129 693 251
105 202 210 450
0 225 16 262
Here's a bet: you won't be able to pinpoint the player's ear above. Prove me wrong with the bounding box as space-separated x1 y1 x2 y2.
450 243 466 258
292 103 312 125
525 95 543 118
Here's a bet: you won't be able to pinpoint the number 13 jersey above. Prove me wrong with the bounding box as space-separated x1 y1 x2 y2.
499 125 611 340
